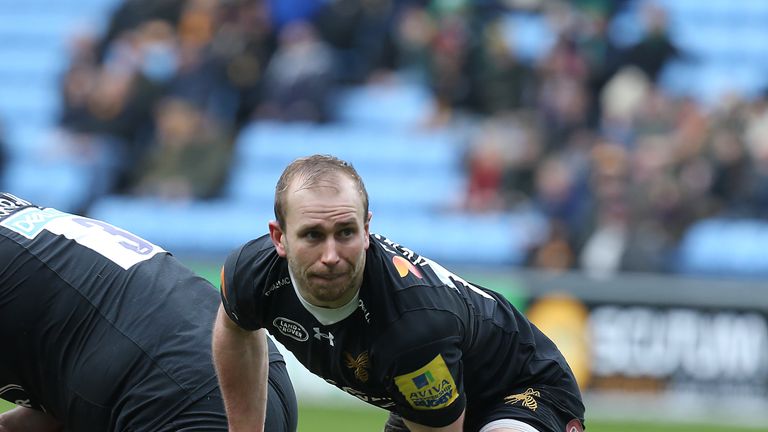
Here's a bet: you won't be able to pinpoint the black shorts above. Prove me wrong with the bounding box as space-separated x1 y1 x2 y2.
159 360 298 432
465 382 585 432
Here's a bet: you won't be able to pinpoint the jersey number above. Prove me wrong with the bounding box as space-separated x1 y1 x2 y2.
1 207 165 270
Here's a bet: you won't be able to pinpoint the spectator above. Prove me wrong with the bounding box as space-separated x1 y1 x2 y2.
205 0 278 128
622 2 681 84
391 4 437 84
129 97 233 201
314 0 398 84
474 17 537 115
576 140 631 277
82 20 180 192
95 0 187 62
255 20 335 122
50 0 768 278
464 113 542 211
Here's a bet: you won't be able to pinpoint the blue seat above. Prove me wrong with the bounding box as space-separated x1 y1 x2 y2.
0 47 69 76
234 122 461 172
86 196 545 266
0 13 86 41
675 218 768 277
332 80 435 129
500 12 556 64
226 121 466 212
372 210 547 266
87 197 275 256
0 83 60 122
2 160 92 213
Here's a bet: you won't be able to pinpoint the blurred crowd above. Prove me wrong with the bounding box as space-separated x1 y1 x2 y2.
7 0 768 276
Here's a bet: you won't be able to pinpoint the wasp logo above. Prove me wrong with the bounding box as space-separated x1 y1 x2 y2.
345 351 370 382
504 388 540 411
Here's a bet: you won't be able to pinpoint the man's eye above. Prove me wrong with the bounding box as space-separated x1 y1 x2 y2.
339 228 355 238
305 231 322 240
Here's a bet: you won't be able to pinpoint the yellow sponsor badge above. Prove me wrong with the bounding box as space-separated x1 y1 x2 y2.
394 354 458 410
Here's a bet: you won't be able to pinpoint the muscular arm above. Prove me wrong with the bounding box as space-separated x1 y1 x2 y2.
0 406 63 432
402 410 465 432
212 304 269 432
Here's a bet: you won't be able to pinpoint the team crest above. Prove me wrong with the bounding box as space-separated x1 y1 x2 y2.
344 351 370 382
565 419 584 432
504 388 540 411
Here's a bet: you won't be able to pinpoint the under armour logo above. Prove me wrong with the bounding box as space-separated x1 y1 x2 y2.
313 327 335 346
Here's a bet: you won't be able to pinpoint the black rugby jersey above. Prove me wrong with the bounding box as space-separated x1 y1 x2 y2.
0 193 283 431
221 232 585 428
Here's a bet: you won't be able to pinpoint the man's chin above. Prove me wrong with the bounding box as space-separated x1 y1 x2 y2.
310 274 346 285
307 283 350 305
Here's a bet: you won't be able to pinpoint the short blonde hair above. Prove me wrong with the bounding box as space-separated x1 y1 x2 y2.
274 154 369 228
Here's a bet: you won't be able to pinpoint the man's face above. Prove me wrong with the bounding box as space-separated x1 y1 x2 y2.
270 176 370 308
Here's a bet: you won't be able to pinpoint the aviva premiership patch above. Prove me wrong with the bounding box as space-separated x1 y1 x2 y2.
394 354 458 410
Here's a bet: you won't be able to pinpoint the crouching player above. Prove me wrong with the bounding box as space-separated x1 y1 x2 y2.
0 192 298 432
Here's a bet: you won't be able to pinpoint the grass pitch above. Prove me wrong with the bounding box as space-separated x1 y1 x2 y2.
4 400 763 431
296 403 768 432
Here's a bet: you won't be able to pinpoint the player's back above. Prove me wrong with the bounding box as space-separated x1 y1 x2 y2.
0 193 220 431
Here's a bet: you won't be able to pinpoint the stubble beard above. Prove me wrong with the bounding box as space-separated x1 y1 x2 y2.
288 252 365 307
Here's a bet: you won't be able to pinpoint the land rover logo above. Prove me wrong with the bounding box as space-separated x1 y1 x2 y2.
273 317 309 342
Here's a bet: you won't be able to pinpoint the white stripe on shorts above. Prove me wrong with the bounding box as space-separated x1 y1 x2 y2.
479 418 542 432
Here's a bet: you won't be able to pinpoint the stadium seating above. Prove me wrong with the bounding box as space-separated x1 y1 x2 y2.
87 112 548 266
675 218 768 277
87 196 274 257
331 79 436 129
226 121 466 212
6 0 768 274
652 0 768 105
0 0 120 212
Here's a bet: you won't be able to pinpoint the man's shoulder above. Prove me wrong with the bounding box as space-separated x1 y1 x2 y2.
238 233 276 255
227 234 277 269
223 234 281 291
368 233 461 295
221 234 286 330
365 234 468 320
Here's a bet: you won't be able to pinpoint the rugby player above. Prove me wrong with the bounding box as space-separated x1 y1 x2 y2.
0 192 298 432
213 155 586 432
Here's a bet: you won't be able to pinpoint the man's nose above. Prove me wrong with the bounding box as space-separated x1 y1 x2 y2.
320 239 340 265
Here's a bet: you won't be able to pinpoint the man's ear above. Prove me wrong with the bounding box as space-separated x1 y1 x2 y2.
269 220 287 257
364 211 372 249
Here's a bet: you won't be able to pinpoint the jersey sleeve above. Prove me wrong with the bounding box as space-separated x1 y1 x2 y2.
219 245 262 331
377 310 467 428
0 368 45 412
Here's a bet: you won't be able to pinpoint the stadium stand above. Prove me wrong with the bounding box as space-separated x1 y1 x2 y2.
675 218 768 277
4 0 768 274
0 0 121 212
